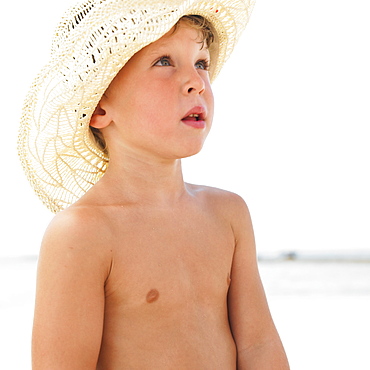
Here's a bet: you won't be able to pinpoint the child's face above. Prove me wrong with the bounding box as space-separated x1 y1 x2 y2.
100 22 214 160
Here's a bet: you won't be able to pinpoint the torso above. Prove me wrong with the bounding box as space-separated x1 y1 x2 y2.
81 185 237 369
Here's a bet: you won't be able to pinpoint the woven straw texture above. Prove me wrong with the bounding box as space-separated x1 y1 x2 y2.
18 0 254 213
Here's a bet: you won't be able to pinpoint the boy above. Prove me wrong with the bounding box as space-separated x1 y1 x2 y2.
19 0 289 368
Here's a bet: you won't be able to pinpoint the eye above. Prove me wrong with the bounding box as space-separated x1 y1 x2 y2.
154 56 172 67
195 59 210 71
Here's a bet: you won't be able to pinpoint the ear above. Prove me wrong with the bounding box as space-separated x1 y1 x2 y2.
89 103 111 129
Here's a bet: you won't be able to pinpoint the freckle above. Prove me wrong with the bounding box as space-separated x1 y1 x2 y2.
227 273 231 286
146 289 159 303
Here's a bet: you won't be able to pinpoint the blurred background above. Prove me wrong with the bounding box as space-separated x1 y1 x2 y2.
1 0 369 368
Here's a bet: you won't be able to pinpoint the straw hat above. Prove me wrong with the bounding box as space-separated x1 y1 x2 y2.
18 0 254 213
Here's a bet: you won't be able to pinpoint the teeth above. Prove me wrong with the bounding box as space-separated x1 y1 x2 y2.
189 114 199 118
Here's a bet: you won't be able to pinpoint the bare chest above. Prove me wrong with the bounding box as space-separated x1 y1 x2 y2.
97 201 238 368
104 208 235 311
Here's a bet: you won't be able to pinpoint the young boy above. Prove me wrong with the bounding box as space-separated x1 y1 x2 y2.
19 0 289 368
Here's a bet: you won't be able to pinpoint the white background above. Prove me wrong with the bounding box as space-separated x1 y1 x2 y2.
1 0 369 257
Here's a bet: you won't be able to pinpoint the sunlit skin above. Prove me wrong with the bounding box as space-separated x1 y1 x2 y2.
32 22 289 369
94 24 214 167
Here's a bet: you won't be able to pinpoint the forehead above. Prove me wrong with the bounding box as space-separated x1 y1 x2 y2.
151 23 207 50
124 24 208 65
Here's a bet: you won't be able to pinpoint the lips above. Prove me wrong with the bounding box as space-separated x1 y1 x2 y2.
181 106 206 129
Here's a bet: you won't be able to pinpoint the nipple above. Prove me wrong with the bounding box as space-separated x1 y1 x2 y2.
227 273 231 286
146 289 159 303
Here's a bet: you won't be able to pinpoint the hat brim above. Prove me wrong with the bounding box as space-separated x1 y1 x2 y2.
18 0 254 213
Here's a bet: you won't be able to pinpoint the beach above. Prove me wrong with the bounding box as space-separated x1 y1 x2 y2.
1 257 369 369
259 260 370 370
2 0 369 368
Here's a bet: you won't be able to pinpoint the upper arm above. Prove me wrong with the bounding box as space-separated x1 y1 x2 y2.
227 195 272 345
32 209 111 370
227 195 288 368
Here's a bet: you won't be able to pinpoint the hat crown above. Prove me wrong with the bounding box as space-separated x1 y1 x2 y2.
51 0 188 54
19 0 254 213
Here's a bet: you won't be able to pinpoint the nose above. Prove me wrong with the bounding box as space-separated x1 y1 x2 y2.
182 68 206 95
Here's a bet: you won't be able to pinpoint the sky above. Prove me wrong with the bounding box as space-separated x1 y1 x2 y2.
1 0 369 257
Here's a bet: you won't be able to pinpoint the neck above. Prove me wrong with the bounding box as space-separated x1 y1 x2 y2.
96 151 187 206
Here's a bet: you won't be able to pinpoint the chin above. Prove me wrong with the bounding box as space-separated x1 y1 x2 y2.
176 143 205 159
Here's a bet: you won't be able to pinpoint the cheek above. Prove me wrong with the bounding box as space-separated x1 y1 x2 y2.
206 85 215 121
133 82 178 121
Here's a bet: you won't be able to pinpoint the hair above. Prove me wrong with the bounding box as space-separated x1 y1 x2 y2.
173 15 215 49
89 15 215 155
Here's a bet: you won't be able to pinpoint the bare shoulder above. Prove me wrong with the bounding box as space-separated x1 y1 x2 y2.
44 204 111 241
187 183 247 204
187 183 252 229
40 204 113 279
34 205 111 368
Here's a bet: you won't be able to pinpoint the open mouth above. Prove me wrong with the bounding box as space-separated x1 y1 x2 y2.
184 113 203 121
181 106 207 128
